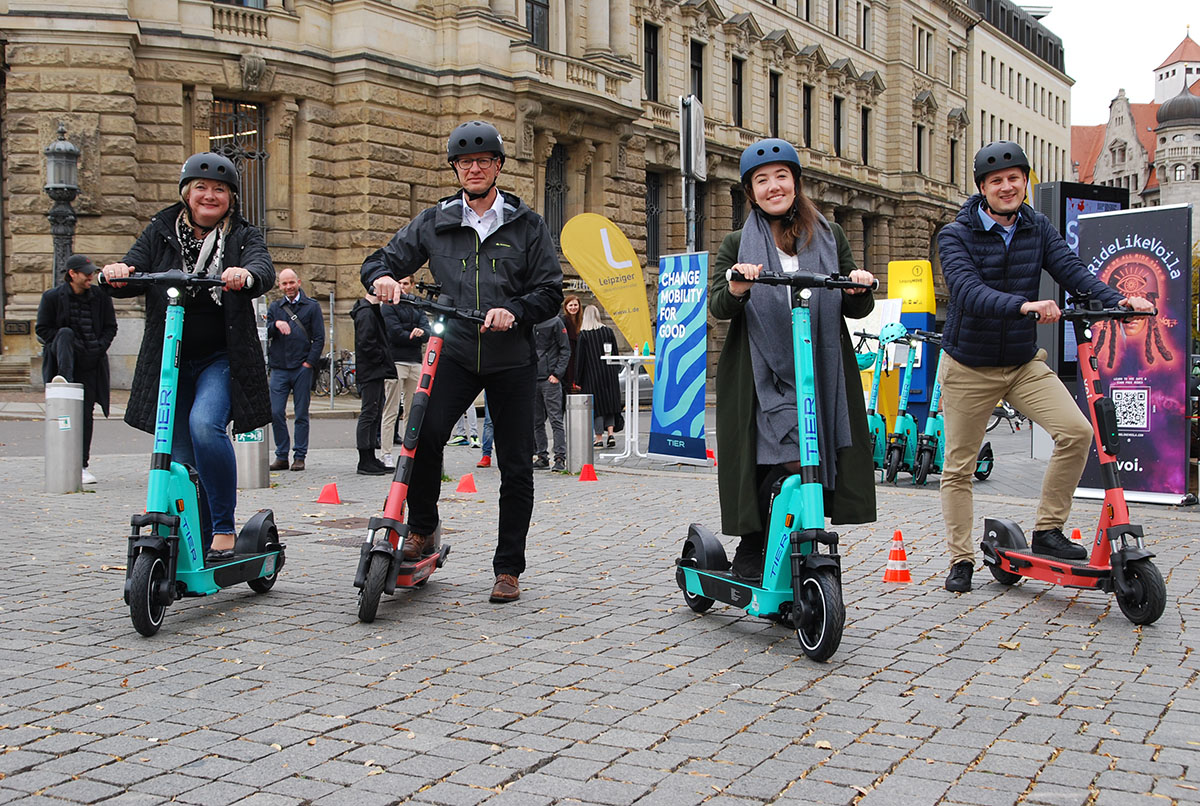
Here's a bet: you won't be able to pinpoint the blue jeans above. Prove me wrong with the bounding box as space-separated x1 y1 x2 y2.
269 365 312 459
481 399 493 457
173 353 237 536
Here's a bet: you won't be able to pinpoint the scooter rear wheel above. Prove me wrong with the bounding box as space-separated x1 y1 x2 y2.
884 446 901 483
129 553 168 637
247 567 277 593
794 570 844 662
1116 559 1167 626
913 448 934 486
986 561 1022 586
681 544 715 613
358 552 389 623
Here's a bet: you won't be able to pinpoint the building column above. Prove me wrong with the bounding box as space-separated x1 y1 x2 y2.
585 0 610 55
609 0 631 58
841 209 865 267
490 0 518 21
266 98 298 242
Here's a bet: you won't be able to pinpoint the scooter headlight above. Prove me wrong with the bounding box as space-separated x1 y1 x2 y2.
167 286 181 300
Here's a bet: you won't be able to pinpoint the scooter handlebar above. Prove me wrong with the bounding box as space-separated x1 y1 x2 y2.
726 269 878 292
908 329 942 345
1061 303 1156 322
97 268 230 290
383 290 487 324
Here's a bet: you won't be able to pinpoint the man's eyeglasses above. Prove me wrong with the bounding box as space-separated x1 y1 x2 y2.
453 156 498 170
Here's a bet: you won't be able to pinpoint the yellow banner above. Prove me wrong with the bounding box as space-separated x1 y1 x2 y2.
560 213 654 353
887 260 935 314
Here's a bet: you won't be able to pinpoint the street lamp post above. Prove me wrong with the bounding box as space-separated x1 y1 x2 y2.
44 123 81 286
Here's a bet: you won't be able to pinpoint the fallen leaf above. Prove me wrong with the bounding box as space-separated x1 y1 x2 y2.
814 740 833 749
1064 663 1082 670
999 641 1020 650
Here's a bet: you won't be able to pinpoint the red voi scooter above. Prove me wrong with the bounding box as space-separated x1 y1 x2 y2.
980 296 1166 625
353 282 485 622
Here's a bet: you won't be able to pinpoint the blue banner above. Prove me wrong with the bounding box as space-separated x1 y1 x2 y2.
648 252 709 464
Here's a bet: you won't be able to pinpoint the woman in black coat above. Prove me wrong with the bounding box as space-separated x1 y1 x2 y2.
575 305 621 446
351 292 397 475
102 153 274 563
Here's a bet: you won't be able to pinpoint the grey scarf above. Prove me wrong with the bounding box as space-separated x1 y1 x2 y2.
739 209 851 489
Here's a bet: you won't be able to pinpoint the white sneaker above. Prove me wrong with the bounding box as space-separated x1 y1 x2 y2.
81 468 97 485
383 453 395 469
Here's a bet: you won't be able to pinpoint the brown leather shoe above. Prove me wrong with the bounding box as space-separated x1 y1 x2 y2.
401 531 426 561
290 459 305 471
490 574 520 602
270 458 288 471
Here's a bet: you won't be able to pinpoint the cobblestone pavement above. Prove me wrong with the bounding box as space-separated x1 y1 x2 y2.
1 426 1199 805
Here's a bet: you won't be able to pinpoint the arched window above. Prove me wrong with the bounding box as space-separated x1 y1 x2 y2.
1174 164 1186 182
1192 163 1200 181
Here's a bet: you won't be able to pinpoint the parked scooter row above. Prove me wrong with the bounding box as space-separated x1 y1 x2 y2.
854 324 992 486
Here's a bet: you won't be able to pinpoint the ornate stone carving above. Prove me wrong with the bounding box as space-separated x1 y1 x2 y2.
615 123 632 175
194 88 214 131
516 98 542 160
277 100 298 139
539 132 558 162
579 140 596 169
567 111 584 137
240 53 267 92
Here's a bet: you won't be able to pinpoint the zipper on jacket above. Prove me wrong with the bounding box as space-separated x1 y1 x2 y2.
474 232 482 373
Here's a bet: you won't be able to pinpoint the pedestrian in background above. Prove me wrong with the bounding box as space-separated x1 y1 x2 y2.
533 314 569 471
476 397 494 468
351 290 395 475
561 295 583 400
36 254 117 485
380 275 429 469
266 268 324 472
575 305 621 447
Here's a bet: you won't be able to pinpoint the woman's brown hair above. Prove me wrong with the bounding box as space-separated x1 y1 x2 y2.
744 166 820 255
562 294 583 336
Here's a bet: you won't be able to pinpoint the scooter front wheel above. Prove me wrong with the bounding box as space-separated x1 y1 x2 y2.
884 446 901 483
793 570 844 662
974 442 994 481
358 552 390 623
1116 559 1167 625
129 553 168 637
247 566 277 594
913 448 934 485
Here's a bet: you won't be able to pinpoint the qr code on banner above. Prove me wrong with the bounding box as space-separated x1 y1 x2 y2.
1111 387 1149 431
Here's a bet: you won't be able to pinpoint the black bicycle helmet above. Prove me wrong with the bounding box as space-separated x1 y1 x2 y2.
179 152 239 194
973 140 1029 187
447 121 506 165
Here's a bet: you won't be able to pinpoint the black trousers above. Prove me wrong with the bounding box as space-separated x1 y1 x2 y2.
407 358 536 576
44 329 98 468
356 379 386 451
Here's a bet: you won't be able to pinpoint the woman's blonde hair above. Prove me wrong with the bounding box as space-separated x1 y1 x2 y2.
581 304 604 331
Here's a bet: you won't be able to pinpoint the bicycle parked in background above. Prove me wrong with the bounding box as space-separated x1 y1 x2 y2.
314 349 358 397
987 399 1027 433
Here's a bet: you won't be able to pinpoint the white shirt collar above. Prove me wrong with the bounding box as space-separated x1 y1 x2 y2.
461 190 505 240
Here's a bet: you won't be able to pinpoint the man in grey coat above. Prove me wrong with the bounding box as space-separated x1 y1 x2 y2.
533 315 570 471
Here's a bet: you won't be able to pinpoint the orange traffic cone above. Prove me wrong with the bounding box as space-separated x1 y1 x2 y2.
316 483 342 505
882 530 912 583
1071 527 1084 544
706 448 717 467
578 463 598 482
456 473 477 493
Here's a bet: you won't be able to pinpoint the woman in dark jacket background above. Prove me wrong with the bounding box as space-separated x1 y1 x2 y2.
710 138 876 582
102 152 274 563
575 304 621 447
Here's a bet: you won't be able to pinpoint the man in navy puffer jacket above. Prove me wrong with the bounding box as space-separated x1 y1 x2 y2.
936 141 1153 593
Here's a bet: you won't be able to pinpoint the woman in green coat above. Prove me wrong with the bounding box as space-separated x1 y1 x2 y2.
711 139 877 582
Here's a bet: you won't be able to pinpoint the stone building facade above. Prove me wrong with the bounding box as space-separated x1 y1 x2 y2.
1 0 1021 385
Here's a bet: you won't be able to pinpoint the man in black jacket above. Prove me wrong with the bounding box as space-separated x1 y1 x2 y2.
362 120 563 603
352 291 396 475
533 315 570 471
936 141 1153 593
266 269 325 472
36 254 117 484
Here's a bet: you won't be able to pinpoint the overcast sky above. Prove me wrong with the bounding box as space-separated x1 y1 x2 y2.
1032 1 1195 126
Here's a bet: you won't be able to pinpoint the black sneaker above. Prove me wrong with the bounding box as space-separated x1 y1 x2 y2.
552 458 565 472
945 561 973 592
532 455 550 469
730 549 763 584
1031 528 1087 560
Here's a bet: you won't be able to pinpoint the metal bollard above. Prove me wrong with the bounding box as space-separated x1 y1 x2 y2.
566 394 594 474
45 375 84 493
233 427 270 489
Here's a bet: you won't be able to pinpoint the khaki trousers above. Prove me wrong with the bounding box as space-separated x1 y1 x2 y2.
381 361 422 456
939 350 1093 566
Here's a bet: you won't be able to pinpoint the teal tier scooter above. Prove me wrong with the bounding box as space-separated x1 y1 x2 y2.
853 330 888 470
676 269 877 662
881 323 920 483
104 269 285 637
892 328 995 485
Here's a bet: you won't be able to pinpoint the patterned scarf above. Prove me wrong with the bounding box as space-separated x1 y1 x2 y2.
175 208 229 306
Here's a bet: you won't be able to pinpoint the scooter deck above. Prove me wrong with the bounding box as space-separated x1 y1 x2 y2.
178 549 285 596
985 545 1109 588
393 545 450 588
678 565 793 618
